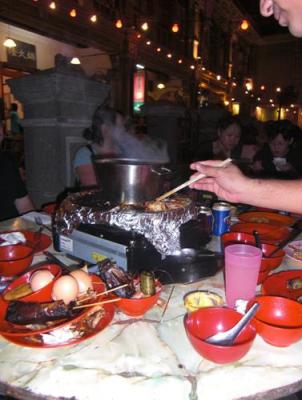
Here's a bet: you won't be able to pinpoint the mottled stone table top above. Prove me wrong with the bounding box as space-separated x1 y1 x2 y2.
0 217 301 400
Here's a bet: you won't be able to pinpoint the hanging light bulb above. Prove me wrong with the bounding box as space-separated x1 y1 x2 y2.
49 1 56 10
90 14 97 23
190 65 195 70
240 19 249 31
69 8 77 18
141 22 149 31
70 57 81 65
171 23 179 33
115 19 123 29
167 53 172 58
178 59 183 64
3 38 16 48
156 47 161 52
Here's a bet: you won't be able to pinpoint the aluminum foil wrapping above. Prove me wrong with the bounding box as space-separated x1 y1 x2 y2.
54 191 198 255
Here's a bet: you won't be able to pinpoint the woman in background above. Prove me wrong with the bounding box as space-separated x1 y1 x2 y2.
251 120 302 179
195 114 258 164
73 106 125 187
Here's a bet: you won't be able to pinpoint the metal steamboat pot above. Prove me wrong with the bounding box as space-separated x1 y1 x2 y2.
93 157 172 204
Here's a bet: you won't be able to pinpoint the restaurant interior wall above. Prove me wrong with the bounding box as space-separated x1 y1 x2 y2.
0 22 112 133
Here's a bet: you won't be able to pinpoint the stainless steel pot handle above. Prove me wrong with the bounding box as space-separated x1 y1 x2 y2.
151 167 172 175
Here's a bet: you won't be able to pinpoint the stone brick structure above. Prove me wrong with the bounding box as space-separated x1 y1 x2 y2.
8 59 109 207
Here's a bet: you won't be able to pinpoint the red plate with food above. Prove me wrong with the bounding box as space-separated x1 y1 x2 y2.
0 230 52 253
261 270 302 301
0 275 107 337
1 301 115 348
230 223 291 245
238 211 296 227
2 263 62 303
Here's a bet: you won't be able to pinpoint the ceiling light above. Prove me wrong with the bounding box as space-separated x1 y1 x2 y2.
49 1 56 10
240 19 249 31
136 63 145 70
115 19 123 29
156 47 161 52
69 8 77 17
178 59 183 64
90 14 97 23
167 53 172 58
171 23 179 33
157 83 165 89
190 65 195 70
70 57 81 65
141 22 149 31
3 38 16 48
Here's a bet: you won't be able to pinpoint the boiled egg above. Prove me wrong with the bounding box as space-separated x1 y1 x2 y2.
52 275 79 304
30 270 55 292
70 269 93 294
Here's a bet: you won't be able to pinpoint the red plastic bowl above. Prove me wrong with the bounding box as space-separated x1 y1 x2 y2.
248 296 302 347
117 284 161 317
261 270 302 301
257 244 285 284
231 223 290 245
221 232 255 249
0 245 34 277
238 211 296 227
184 307 256 364
2 264 62 303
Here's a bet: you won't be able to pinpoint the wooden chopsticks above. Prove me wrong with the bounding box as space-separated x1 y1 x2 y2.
73 297 121 310
76 283 129 304
156 158 232 202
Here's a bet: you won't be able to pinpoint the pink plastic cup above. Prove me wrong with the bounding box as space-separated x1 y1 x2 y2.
225 244 262 308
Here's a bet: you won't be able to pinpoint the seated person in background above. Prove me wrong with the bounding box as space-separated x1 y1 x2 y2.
10 103 23 136
0 124 34 221
73 106 125 187
251 120 302 179
194 114 258 164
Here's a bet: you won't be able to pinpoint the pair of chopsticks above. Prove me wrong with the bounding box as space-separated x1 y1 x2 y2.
73 297 121 310
74 283 129 309
156 158 232 202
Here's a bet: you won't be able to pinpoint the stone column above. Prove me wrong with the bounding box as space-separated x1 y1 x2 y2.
8 65 109 207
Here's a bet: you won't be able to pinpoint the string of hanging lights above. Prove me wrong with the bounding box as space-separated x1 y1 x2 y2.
28 0 202 73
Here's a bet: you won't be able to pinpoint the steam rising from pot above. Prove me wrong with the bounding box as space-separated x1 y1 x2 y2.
111 125 169 163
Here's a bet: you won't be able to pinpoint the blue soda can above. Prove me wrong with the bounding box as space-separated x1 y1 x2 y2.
212 202 231 236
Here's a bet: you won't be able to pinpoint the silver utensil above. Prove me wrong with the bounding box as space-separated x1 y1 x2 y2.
34 215 52 232
205 303 259 346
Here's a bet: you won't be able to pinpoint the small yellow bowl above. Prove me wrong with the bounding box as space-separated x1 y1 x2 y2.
184 290 224 312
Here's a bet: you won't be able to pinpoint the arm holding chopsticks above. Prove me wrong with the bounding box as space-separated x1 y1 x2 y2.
190 160 302 214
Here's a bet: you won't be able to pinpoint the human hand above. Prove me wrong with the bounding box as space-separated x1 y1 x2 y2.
189 160 250 204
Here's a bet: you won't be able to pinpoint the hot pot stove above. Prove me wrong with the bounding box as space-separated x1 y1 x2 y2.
53 191 222 284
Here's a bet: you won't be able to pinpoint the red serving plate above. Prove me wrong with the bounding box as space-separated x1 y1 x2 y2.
0 275 106 337
230 223 291 245
261 270 302 301
0 230 52 253
238 211 296 227
2 302 114 348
